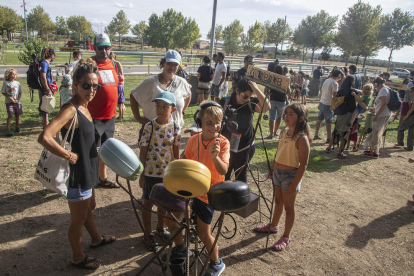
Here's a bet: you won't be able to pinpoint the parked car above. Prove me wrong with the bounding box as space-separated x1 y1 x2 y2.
392 68 410 76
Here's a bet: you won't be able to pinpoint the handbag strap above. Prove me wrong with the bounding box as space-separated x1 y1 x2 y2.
61 108 78 147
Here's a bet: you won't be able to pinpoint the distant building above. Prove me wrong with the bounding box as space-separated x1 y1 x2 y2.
195 40 210 49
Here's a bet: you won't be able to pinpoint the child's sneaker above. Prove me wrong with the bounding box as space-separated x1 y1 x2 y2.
365 151 379 159
364 150 372 156
156 227 171 242
204 257 225 276
143 234 159 251
254 223 279 233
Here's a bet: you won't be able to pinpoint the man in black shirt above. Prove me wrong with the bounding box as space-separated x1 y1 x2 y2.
267 59 279 73
232 55 254 88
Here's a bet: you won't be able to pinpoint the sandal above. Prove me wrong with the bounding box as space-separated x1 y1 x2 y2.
271 236 291 251
337 153 347 159
98 178 120 188
71 255 101 270
90 235 116 248
325 147 331 153
254 223 279 233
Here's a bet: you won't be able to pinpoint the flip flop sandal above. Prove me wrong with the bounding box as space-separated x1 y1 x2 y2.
71 255 101 270
98 178 120 188
90 235 116 248
337 153 347 159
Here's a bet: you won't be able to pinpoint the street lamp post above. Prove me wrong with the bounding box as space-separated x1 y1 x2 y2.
209 0 218 60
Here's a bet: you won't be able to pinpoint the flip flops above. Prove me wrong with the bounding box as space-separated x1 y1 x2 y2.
90 235 116 248
98 178 120 188
71 255 101 270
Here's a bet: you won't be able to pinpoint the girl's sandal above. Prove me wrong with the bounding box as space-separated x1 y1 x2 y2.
254 223 279 234
272 236 291 251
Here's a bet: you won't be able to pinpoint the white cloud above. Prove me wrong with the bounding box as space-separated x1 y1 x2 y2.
114 2 133 9
270 0 281 5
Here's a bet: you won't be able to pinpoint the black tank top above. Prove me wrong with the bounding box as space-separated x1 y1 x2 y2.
61 103 99 190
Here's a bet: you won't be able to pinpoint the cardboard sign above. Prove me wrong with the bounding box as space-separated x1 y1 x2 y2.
245 65 290 93
386 81 407 91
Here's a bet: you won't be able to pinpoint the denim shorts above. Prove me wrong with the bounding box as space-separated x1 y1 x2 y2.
67 187 93 202
301 89 308 96
210 84 220 98
272 168 301 193
269 100 286 121
317 102 334 123
356 105 365 114
193 198 214 224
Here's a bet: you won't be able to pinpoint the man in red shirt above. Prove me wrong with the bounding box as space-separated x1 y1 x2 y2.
89 33 120 188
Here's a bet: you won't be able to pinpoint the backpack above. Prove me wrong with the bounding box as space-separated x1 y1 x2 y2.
387 87 402 112
27 53 45 93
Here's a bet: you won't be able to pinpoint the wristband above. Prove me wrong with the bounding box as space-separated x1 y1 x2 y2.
67 152 72 160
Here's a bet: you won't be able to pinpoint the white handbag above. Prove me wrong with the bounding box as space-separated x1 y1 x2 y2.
34 112 77 197
40 95 56 113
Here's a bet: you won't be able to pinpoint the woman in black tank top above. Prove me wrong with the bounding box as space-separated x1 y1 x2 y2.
38 59 116 270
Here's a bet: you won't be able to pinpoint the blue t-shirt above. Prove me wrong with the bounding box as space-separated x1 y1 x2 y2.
352 73 362 90
40 60 53 84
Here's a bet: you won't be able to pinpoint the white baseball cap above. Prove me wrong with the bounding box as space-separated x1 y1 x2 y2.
94 33 111 47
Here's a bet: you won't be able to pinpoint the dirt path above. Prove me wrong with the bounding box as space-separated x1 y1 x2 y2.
1 121 413 276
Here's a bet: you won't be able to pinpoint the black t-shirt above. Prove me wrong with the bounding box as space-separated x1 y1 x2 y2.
267 62 276 73
197 65 214 82
313 69 323 79
270 89 287 102
219 96 260 149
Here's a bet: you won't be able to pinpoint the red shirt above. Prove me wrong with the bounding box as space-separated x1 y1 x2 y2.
88 58 119 119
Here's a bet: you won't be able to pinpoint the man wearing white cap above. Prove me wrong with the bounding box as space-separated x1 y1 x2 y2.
89 33 120 188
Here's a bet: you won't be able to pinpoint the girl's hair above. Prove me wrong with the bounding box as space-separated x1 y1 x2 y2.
283 66 289 75
72 58 98 83
340 75 355 90
283 103 313 143
202 55 211 64
230 78 252 103
198 101 224 122
373 77 386 85
362 83 374 97
305 74 310 79
41 47 55 60
109 52 116 60
159 58 166 69
4 68 17 81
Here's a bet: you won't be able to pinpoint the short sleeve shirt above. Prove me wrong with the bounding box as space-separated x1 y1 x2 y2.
140 119 181 178
197 65 214 82
131 75 192 127
375 87 391 117
212 63 227 85
68 60 79 76
1 80 23 104
320 78 339 105
40 60 53 84
87 58 119 119
184 134 230 204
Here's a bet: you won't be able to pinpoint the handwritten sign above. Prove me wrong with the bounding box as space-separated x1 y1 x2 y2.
245 65 290 93
386 81 407 91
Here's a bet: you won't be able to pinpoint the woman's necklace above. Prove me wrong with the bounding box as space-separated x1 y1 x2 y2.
159 74 173 87
201 136 215 149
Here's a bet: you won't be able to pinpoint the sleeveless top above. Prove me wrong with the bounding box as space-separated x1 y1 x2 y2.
61 103 99 189
274 128 304 168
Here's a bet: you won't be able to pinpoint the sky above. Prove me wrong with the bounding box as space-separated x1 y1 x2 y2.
6 0 414 63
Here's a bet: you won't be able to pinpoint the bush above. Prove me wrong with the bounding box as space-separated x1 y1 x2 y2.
18 38 52 65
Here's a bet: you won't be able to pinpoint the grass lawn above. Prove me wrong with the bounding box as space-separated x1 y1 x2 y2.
0 75 401 175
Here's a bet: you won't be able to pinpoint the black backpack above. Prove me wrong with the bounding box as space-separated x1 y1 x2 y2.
387 87 402 112
27 53 45 93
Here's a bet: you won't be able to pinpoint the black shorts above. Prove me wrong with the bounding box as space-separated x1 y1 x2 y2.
193 198 214 225
143 176 163 200
93 117 116 147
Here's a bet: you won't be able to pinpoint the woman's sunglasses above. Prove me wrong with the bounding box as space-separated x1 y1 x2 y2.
240 92 251 100
97 46 111 51
81 83 101 91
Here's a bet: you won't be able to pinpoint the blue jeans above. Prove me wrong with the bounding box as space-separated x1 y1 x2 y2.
269 100 286 121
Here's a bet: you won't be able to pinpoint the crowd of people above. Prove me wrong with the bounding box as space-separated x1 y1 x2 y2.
1 32 414 273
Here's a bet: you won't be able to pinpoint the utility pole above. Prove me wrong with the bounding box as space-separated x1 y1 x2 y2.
209 0 218 60
21 0 28 40
280 15 287 58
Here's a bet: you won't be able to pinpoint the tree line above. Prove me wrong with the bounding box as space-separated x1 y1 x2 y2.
1 1 413 70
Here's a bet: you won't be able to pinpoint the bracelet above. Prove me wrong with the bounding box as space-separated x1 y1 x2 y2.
67 152 72 160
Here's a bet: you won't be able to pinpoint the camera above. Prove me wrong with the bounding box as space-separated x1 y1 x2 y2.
224 107 238 133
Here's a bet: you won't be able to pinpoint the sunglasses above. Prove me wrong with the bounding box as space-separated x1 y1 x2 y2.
81 83 101 91
97 46 111 51
240 92 251 101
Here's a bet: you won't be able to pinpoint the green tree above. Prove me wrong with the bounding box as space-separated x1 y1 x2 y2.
55 16 68 36
207 24 223 53
334 21 355 66
67 16 94 41
222 20 244 55
266 18 291 59
380 8 414 71
0 6 23 41
27 5 55 39
18 38 51 65
131 21 147 50
295 10 337 62
145 9 185 51
104 24 117 42
173 17 201 51
107 10 131 48
241 21 263 53
320 47 332 63
292 25 309 62
286 46 301 59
